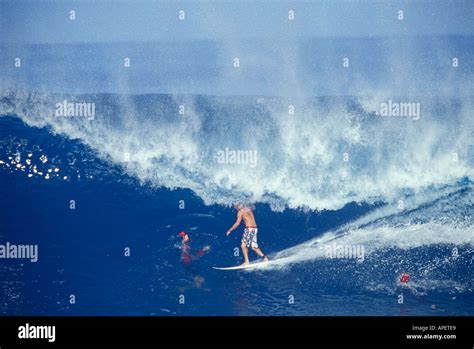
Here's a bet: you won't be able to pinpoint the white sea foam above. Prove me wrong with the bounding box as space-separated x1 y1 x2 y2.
249 185 474 271
1 89 473 212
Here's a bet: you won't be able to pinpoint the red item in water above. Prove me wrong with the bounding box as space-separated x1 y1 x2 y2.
400 273 410 284
179 231 187 237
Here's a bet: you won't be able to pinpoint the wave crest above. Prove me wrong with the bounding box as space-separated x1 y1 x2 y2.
1 88 473 211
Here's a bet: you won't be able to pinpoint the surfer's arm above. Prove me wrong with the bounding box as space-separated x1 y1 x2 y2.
226 212 243 236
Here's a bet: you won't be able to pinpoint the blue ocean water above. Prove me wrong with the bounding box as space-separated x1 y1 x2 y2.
0 92 473 316
1 0 474 316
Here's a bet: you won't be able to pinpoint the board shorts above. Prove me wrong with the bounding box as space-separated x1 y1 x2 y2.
242 227 258 248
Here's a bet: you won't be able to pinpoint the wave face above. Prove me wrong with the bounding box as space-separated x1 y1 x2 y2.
1 89 474 211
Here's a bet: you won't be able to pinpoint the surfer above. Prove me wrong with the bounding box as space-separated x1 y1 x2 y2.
226 203 268 266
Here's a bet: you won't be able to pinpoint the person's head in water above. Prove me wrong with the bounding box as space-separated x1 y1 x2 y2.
179 231 190 244
233 203 243 211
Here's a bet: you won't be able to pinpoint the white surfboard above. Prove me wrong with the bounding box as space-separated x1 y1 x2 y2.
213 260 272 270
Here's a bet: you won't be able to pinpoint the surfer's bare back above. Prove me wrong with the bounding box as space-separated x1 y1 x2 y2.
226 203 269 266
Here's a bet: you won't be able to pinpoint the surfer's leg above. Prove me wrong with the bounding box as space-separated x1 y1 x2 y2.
241 240 250 266
251 246 264 257
249 229 268 261
251 247 269 262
